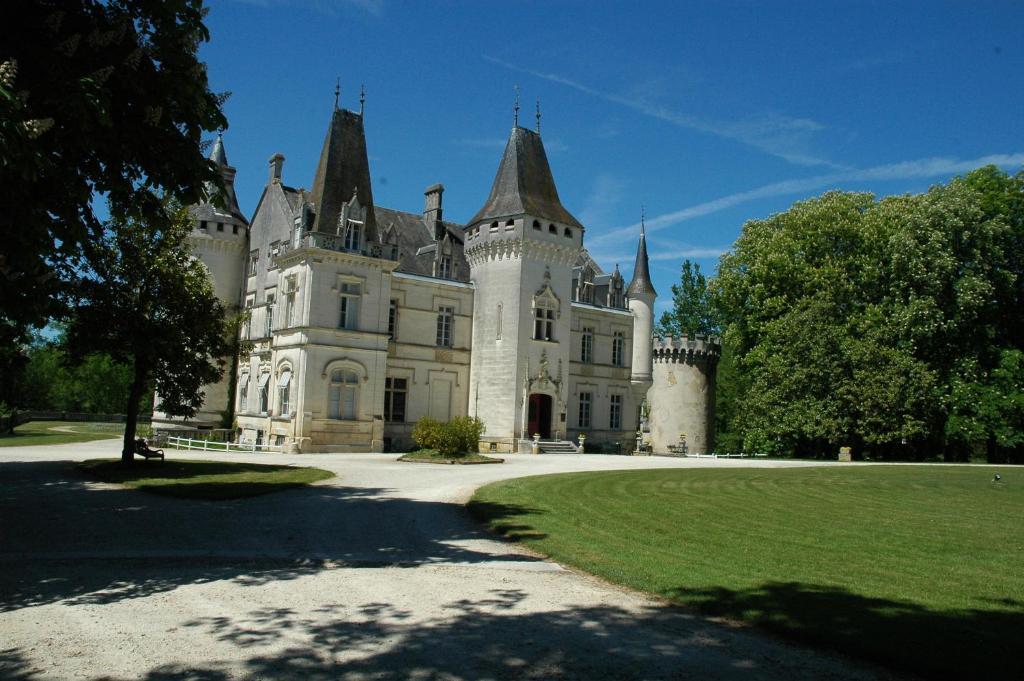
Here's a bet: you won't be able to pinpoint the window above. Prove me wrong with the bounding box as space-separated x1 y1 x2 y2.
232 224 239 235
388 299 398 340
490 221 499 232
612 332 625 366
439 255 452 279
564 227 572 238
532 220 541 230
199 220 208 231
344 221 362 251
548 223 557 234
248 251 259 276
277 369 291 416
534 305 555 341
581 327 594 363
239 375 249 412
216 222 224 232
339 282 360 330
609 394 622 430
578 392 592 429
328 369 359 420
384 377 407 422
264 294 275 337
505 218 515 229
436 306 454 347
284 276 298 327
258 372 271 414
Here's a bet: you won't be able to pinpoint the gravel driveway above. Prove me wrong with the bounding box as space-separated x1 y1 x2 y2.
0 441 897 680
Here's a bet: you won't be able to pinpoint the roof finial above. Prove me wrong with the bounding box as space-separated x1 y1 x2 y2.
641 205 646 237
334 78 340 110
535 98 541 133
513 84 520 127
359 83 365 116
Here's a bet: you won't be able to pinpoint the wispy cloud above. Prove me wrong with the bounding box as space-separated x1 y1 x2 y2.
590 152 1024 247
484 55 840 168
578 174 626 229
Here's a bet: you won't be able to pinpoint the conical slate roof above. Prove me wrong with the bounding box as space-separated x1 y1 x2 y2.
627 223 656 297
468 126 582 229
310 107 376 235
204 133 245 223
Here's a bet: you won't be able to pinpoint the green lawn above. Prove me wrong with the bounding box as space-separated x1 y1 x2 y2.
0 421 140 447
470 466 1024 680
79 459 334 499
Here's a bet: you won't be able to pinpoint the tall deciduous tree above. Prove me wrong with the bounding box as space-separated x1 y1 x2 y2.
713 168 1024 460
0 0 227 384
65 203 230 463
656 260 720 338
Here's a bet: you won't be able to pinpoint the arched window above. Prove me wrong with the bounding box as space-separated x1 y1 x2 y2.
532 220 541 230
328 369 359 420
564 227 572 237
277 367 292 416
548 223 557 234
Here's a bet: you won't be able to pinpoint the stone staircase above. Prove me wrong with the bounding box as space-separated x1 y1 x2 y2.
538 439 578 455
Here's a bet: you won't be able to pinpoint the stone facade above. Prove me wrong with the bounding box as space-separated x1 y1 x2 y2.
153 102 718 454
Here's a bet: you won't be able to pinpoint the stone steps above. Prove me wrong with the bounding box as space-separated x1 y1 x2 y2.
538 440 578 455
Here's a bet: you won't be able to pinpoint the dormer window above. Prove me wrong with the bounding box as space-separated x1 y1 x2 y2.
344 220 362 252
439 255 452 279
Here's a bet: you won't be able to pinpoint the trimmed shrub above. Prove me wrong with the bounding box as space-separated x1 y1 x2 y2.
411 416 484 458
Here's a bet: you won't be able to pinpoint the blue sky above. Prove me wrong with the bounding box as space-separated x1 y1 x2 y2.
204 0 1024 317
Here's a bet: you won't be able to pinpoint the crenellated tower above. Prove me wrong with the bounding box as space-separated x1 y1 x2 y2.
464 124 583 450
648 335 721 454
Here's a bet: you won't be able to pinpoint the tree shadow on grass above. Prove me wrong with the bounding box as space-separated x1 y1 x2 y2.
668 581 1024 680
0 460 545 614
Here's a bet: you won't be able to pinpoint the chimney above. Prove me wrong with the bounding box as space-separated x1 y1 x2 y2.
424 182 444 226
269 153 285 183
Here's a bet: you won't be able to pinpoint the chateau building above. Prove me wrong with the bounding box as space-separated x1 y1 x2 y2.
153 99 718 454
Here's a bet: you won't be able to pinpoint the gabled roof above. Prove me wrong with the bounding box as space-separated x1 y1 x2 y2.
467 126 582 229
627 224 656 297
375 206 469 280
309 107 376 235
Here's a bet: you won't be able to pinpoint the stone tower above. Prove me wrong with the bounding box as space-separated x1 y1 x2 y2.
152 134 249 430
628 219 656 389
465 125 583 451
648 336 720 454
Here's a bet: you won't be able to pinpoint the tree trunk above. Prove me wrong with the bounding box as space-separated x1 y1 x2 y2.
121 359 149 465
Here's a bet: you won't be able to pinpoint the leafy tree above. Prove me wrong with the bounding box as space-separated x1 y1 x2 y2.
65 202 230 463
0 0 227 389
657 260 720 337
713 169 1024 460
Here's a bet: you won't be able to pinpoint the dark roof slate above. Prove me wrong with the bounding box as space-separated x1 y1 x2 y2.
375 206 469 281
467 126 582 229
626 227 657 297
309 108 376 235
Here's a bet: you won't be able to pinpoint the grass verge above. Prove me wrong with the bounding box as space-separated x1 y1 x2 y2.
469 465 1024 680
79 458 334 499
399 449 503 465
0 421 139 447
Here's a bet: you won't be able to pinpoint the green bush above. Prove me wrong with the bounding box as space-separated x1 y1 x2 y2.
411 416 484 458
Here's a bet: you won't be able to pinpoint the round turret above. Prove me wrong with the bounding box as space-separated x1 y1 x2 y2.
648 335 721 454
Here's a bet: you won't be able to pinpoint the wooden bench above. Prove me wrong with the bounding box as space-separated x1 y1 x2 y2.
134 438 165 461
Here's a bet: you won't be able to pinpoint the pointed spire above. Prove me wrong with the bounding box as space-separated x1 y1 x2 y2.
359 83 365 116
627 207 657 298
310 105 376 236
209 131 228 166
513 84 520 127
334 78 340 110
535 98 541 133
467 125 582 229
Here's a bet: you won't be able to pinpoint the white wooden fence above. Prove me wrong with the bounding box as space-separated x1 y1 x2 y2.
165 436 283 454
